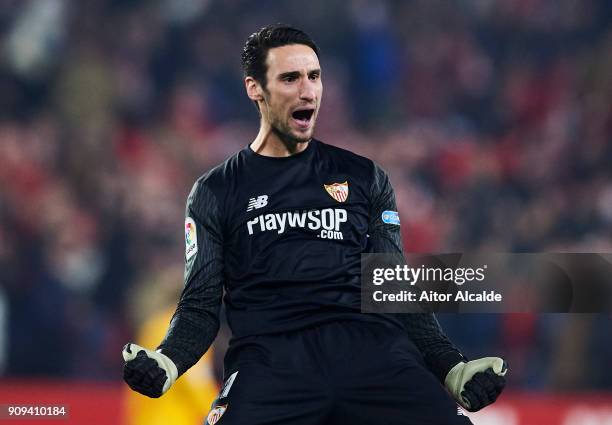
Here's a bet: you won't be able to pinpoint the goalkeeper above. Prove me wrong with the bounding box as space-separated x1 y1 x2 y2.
123 24 507 425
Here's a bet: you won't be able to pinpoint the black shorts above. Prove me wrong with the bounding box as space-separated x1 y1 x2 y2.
205 320 473 425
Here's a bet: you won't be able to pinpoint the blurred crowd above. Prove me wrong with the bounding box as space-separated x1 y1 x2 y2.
0 0 611 392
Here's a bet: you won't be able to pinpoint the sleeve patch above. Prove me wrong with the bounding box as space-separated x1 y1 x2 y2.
185 217 198 260
382 211 400 225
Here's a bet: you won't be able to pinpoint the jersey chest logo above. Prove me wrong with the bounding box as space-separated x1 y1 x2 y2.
247 195 269 211
324 181 349 203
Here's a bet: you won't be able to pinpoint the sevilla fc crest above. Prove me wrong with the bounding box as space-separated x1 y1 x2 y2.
324 181 349 202
206 404 227 425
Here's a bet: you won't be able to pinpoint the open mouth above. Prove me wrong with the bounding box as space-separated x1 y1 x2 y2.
291 108 315 128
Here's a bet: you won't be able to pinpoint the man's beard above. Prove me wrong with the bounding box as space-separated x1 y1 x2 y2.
271 117 313 149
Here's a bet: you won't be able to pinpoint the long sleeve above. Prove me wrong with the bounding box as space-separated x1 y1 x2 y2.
157 179 224 377
367 163 466 382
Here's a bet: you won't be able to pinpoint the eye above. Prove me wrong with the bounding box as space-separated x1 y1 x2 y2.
309 73 320 81
283 75 297 82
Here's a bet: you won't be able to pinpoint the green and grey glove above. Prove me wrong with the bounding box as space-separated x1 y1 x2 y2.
445 357 507 412
122 343 178 398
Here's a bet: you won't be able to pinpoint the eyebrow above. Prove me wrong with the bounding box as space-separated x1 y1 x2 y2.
277 69 321 79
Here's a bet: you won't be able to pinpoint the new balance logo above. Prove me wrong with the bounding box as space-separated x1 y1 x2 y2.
247 195 268 212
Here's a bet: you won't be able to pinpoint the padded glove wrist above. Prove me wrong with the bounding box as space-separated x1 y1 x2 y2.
122 343 178 398
444 357 507 412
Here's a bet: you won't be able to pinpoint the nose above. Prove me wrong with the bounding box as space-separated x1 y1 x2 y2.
299 79 315 102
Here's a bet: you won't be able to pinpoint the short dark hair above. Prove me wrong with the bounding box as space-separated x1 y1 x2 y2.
241 24 320 90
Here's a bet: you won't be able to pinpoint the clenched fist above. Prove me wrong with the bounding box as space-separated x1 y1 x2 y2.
122 343 178 398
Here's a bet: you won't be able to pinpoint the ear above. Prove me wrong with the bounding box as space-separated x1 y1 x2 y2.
245 77 264 102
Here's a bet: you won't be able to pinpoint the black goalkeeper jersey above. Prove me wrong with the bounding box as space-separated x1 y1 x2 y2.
159 139 464 380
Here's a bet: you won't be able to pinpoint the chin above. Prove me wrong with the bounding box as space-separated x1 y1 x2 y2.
292 127 316 143
293 134 312 144
274 125 313 145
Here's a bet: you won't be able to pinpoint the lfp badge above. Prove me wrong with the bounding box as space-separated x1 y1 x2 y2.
185 217 198 260
381 210 400 225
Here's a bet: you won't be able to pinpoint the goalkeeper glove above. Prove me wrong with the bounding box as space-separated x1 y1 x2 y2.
444 357 507 412
122 343 178 398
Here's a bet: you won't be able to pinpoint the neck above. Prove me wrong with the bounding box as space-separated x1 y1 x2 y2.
250 121 310 157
